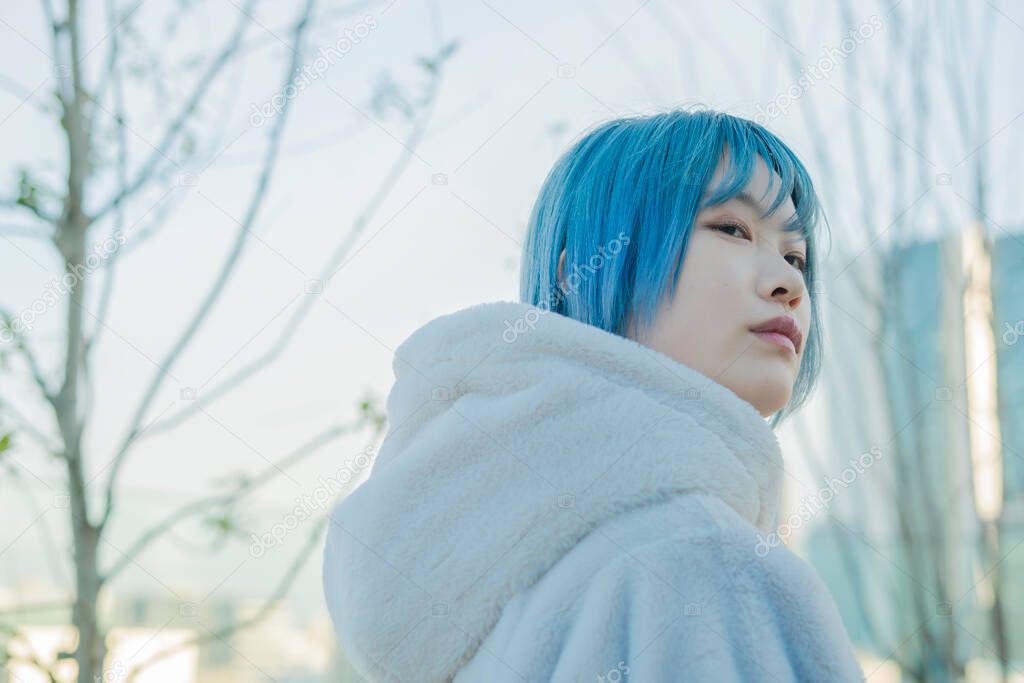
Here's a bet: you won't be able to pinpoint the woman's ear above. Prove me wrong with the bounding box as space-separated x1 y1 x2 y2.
556 250 566 290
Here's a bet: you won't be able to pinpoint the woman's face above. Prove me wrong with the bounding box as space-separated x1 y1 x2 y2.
629 155 811 417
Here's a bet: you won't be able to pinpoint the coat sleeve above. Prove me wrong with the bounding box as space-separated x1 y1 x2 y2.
545 520 866 683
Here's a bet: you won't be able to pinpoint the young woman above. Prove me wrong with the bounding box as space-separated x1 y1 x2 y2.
322 108 865 682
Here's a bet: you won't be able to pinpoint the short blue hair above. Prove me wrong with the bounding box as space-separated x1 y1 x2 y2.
518 107 828 427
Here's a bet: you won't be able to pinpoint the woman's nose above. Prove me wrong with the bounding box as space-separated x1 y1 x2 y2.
763 255 805 308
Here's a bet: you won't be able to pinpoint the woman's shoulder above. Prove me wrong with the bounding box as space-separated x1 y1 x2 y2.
587 492 851 633
582 492 818 599
457 492 864 682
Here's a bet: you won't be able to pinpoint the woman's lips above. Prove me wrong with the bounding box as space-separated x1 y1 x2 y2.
752 330 796 354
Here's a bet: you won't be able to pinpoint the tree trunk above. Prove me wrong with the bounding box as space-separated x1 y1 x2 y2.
58 177 99 682
70 513 104 683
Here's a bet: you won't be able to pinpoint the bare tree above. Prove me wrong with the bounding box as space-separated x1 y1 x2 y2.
768 1 1021 680
0 1 454 681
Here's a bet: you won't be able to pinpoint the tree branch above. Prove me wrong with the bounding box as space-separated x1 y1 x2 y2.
102 412 375 581
142 63 444 439
121 515 329 683
90 0 260 222
82 0 131 428
0 194 60 226
99 0 318 530
6 462 72 587
0 306 57 403
0 397 61 454
0 623 61 683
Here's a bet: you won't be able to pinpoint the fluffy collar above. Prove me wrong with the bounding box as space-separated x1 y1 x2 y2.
323 300 785 682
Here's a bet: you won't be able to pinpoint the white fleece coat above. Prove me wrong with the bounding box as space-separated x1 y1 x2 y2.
322 301 865 682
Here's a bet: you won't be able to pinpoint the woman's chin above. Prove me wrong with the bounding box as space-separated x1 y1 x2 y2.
728 372 793 417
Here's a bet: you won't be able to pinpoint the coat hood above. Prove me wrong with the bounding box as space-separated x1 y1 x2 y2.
322 300 785 682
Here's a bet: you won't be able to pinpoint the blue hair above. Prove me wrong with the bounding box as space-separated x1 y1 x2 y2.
518 107 828 428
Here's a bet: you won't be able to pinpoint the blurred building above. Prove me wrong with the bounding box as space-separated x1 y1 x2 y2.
109 593 344 682
0 588 361 682
803 226 1024 678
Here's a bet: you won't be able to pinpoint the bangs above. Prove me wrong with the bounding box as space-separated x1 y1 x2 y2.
700 120 822 244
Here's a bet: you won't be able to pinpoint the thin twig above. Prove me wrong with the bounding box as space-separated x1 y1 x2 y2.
103 416 364 581
90 0 260 222
99 0 318 531
143 65 443 439
121 515 329 683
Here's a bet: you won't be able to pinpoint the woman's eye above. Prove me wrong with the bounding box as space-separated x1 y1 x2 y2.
787 254 808 274
710 222 748 239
